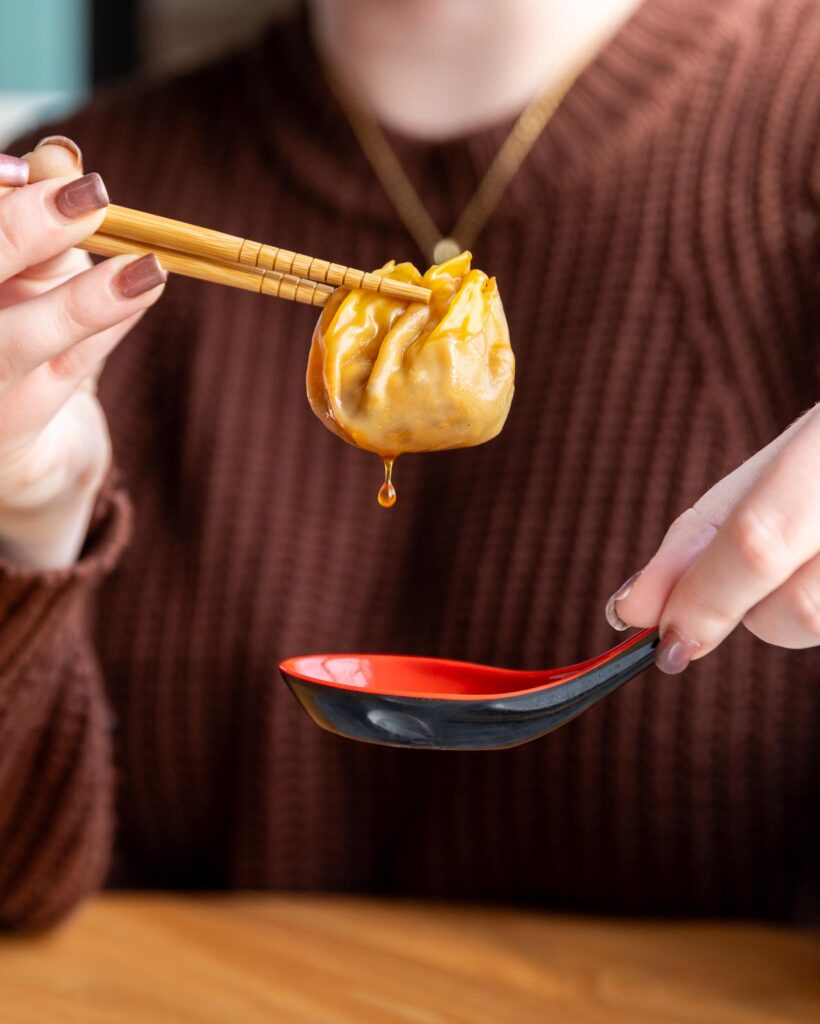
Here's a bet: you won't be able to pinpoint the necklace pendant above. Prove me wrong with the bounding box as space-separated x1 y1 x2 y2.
432 237 462 264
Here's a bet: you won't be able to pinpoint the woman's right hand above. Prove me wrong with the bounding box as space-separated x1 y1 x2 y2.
0 138 167 570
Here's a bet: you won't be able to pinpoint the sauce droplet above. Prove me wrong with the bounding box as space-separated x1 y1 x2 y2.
377 457 397 508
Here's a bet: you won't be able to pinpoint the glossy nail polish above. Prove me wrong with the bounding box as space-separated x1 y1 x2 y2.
654 629 699 675
54 172 109 219
0 153 28 187
605 570 642 631
113 254 167 299
35 135 82 168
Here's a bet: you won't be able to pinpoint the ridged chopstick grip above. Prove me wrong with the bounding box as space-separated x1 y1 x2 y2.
237 240 429 304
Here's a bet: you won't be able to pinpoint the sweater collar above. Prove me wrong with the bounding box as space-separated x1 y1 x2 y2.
243 0 747 255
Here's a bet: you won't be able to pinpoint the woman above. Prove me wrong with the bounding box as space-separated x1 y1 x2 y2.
0 0 817 927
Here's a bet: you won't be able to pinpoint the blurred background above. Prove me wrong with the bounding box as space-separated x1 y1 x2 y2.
0 0 294 147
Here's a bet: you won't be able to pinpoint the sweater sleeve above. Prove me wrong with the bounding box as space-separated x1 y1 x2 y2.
0 474 132 928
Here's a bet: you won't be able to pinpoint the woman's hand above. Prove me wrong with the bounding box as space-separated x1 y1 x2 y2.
606 404 820 673
0 138 166 570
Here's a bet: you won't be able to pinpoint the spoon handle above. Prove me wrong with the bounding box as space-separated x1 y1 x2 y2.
539 626 660 717
584 626 660 676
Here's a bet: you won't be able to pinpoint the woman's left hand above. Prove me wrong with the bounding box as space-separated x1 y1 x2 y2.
606 403 820 674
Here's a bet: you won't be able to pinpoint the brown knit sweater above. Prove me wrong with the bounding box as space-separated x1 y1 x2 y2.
1 0 818 928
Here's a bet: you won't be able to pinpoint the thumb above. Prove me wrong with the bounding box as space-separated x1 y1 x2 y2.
15 136 95 293
25 135 84 182
609 404 819 630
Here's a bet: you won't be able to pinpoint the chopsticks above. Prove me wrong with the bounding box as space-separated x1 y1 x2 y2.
10 177 434 307
81 233 337 307
88 204 432 307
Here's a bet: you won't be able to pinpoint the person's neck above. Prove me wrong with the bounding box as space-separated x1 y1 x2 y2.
310 0 646 141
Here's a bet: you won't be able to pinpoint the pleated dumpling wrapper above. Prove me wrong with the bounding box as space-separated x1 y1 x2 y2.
306 252 515 458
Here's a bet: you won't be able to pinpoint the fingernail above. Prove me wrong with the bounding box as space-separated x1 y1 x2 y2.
605 570 642 631
35 135 83 168
112 254 167 299
0 153 29 187
654 629 700 675
54 172 109 219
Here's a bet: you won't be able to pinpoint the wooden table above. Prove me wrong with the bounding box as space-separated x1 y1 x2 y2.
1 895 818 1023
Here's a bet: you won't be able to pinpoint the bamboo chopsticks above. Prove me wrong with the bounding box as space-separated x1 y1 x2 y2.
85 204 432 308
81 233 337 307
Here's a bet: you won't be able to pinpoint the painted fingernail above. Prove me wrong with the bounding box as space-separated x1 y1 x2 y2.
35 135 83 168
654 629 700 675
0 153 29 187
54 172 109 219
605 570 642 631
112 254 167 299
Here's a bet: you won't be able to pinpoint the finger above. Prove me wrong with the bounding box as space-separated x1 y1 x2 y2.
0 253 166 383
0 144 86 312
0 153 29 192
654 408 820 670
0 135 82 204
42 307 144 391
610 403 820 630
0 172 109 286
743 552 820 650
26 136 84 182
15 137 93 289
605 510 719 631
0 245 93 308
0 311 146 445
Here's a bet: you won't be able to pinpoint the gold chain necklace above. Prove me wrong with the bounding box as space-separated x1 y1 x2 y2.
323 50 597 264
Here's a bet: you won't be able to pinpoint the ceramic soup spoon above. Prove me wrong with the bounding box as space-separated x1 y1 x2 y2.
281 627 659 750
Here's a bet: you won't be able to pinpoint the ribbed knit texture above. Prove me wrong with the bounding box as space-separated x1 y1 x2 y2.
1 0 818 927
